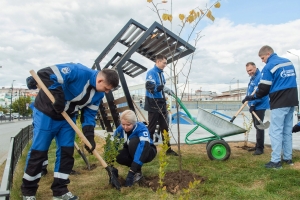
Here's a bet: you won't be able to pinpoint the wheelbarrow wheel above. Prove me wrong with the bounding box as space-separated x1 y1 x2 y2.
206 141 212 150
207 140 231 161
206 139 224 150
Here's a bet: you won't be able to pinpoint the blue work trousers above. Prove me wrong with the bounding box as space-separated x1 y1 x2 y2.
21 109 76 196
269 107 294 163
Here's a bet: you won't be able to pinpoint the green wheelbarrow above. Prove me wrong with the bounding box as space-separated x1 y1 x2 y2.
172 93 247 161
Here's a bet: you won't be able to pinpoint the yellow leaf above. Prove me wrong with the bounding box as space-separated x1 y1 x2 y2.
167 14 173 22
189 9 195 15
197 11 200 17
147 0 152 2
214 2 221 8
162 13 168 21
206 10 215 21
188 15 194 23
179 14 185 21
200 9 204 15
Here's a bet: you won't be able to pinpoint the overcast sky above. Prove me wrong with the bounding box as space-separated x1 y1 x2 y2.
0 0 299 94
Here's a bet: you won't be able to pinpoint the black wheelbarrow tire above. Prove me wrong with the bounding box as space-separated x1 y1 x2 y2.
206 141 212 150
207 140 231 161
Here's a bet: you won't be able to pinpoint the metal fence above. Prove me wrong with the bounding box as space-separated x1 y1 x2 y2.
0 125 33 200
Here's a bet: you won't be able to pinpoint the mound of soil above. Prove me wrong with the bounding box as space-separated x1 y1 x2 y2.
141 170 206 194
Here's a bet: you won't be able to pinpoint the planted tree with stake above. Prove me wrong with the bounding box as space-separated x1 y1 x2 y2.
146 0 221 190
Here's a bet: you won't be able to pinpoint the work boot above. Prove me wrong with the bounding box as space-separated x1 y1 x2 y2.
253 149 263 155
53 192 79 200
283 159 294 166
23 196 36 200
166 149 179 156
265 161 282 169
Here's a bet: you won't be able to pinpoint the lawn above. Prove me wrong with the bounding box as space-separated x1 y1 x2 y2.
3 137 300 200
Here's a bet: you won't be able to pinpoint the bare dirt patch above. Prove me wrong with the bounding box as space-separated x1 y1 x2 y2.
141 170 206 194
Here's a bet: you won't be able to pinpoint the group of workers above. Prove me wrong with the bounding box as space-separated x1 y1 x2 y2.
243 45 299 169
22 54 176 200
20 44 300 199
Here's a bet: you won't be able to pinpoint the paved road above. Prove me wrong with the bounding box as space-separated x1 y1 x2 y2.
0 120 32 164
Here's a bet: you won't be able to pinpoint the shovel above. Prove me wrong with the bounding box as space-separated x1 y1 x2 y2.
248 106 270 130
30 70 121 190
230 90 256 123
74 142 90 170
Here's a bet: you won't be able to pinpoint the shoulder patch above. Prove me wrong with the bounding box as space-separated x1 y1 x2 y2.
61 67 71 74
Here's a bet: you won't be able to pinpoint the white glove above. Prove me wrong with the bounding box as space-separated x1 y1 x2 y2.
163 86 174 95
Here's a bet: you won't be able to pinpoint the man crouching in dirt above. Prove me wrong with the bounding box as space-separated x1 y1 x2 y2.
114 110 157 187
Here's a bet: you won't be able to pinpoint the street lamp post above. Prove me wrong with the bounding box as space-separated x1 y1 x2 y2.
10 80 16 121
287 51 300 115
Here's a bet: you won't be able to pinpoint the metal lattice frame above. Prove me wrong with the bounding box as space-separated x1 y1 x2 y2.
92 18 195 131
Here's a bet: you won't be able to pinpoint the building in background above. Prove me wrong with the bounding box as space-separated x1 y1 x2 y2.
0 87 38 107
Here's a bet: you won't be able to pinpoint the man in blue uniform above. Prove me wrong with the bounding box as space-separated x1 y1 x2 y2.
245 62 269 155
242 46 298 169
144 54 178 156
22 63 119 200
114 110 157 187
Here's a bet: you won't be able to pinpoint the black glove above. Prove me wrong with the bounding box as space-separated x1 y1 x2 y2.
292 125 300 133
125 171 135 187
157 85 164 92
84 135 96 154
242 95 256 104
26 76 37 90
52 99 65 113
249 106 255 113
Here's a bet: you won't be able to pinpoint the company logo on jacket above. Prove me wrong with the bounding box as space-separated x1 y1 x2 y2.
280 69 295 78
61 67 71 74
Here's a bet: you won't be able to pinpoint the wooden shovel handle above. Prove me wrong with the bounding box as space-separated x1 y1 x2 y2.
247 105 262 122
232 89 257 118
30 70 108 168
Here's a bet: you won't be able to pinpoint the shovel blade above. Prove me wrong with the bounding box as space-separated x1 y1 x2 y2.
257 121 270 130
106 166 121 190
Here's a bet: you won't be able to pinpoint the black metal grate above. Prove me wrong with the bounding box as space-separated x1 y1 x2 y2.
91 18 195 131
104 52 147 78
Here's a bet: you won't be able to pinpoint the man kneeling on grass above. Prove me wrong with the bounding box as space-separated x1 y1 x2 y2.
114 110 157 187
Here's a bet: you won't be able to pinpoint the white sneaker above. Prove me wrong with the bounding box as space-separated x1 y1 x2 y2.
53 192 79 200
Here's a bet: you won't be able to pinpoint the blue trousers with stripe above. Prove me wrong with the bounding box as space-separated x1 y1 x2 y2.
21 109 76 196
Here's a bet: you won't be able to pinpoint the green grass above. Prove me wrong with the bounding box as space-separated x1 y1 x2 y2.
6 139 300 200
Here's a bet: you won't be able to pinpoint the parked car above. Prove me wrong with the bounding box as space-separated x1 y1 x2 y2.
0 113 5 120
12 113 19 119
5 114 11 120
